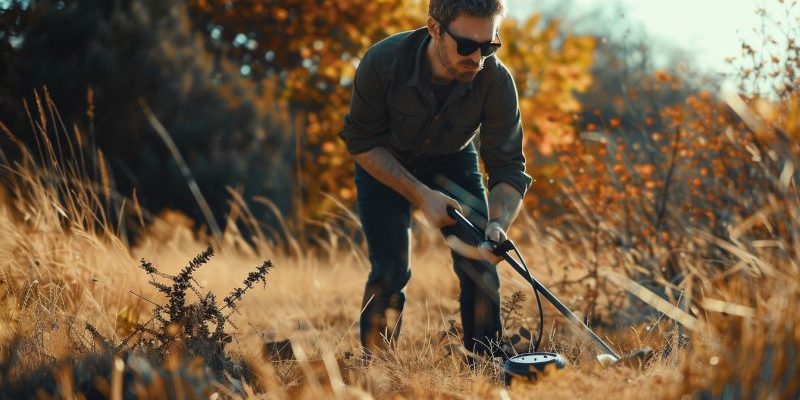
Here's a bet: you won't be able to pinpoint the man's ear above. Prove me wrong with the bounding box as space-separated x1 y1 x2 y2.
426 17 439 40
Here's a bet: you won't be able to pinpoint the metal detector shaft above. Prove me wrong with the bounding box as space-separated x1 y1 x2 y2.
446 207 621 360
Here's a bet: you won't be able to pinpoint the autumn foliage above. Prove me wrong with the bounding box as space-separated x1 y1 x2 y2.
186 0 597 219
549 5 800 284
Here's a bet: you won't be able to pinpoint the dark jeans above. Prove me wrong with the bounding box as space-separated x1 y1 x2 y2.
354 143 502 357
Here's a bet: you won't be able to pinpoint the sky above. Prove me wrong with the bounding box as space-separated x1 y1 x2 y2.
0 0 786 78
506 0 779 77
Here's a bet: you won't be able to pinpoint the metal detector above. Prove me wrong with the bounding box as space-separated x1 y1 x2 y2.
446 207 639 383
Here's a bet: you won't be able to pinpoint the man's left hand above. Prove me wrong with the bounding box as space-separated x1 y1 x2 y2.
478 221 507 264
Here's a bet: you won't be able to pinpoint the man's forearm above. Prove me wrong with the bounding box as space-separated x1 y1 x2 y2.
352 147 429 206
488 182 523 230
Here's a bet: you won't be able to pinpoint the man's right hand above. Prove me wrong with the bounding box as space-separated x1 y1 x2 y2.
351 147 462 228
416 187 462 228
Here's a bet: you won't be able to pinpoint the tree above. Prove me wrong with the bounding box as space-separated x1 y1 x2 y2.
0 0 295 239
187 0 429 220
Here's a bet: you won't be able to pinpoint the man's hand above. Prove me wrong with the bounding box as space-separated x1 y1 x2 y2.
481 182 523 265
417 187 462 228
478 221 507 264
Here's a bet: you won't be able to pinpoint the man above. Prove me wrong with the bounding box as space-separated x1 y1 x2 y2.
338 0 532 360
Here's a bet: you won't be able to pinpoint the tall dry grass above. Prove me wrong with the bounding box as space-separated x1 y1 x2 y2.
3 92 795 400
0 90 682 399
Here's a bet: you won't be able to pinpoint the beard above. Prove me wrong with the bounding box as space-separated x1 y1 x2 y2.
437 36 482 83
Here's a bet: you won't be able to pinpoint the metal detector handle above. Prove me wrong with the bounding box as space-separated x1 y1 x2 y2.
446 206 510 256
446 206 622 360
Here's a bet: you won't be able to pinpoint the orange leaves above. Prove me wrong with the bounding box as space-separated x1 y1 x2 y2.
187 1 597 216
498 13 595 185
655 69 671 82
635 164 656 177
530 111 577 156
321 141 336 153
193 0 210 10
273 7 289 21
186 0 427 216
552 76 793 251
661 105 684 126
543 3 800 267
338 187 353 201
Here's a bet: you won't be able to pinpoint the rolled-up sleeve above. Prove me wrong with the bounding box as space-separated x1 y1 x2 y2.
338 52 389 154
478 66 533 198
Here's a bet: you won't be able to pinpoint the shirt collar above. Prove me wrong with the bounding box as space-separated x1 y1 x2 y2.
406 29 430 87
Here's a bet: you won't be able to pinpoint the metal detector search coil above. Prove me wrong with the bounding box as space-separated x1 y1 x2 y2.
503 352 567 385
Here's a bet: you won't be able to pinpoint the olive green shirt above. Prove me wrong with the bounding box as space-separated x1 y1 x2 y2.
339 26 533 197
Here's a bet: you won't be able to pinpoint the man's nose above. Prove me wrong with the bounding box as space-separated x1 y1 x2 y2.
468 48 482 65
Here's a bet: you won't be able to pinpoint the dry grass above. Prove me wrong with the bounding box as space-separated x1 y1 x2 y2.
0 97 680 398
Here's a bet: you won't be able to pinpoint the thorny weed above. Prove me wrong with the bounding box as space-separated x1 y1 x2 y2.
112 246 273 376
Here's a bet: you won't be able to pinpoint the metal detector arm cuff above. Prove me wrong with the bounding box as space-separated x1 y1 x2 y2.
446 206 515 257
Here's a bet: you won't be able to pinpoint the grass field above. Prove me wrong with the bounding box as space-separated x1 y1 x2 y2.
0 197 688 399
1 94 798 399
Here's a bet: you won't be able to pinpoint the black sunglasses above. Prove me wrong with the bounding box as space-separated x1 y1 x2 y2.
436 19 501 57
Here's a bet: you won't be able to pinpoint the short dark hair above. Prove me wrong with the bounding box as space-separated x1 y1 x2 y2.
429 0 506 28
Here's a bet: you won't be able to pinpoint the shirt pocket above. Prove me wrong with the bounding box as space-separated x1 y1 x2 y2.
431 118 477 153
447 116 480 137
388 107 430 149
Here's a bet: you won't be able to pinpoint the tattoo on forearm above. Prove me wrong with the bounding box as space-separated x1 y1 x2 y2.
354 147 426 205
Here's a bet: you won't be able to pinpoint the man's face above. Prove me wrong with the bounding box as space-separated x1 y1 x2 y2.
434 14 500 83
